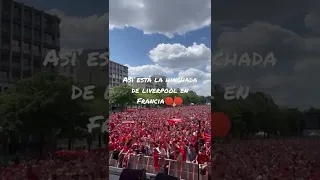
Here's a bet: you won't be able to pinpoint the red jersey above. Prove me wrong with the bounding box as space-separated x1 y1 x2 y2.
153 151 159 169
197 153 209 164
179 146 187 162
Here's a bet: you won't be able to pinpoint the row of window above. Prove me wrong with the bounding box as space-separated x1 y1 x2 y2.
109 82 125 88
110 73 127 79
1 23 55 42
1 54 42 66
110 62 128 69
2 5 55 23
6 40 53 54
110 69 127 75
12 6 55 26
0 69 35 80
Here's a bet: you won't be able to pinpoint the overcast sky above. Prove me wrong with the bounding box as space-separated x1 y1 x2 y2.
212 0 320 109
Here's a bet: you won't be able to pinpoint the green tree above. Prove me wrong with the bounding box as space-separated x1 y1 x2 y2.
109 84 136 109
0 73 89 154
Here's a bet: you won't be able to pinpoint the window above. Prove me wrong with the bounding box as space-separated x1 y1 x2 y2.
23 70 31 78
32 45 40 53
0 53 9 63
14 6 21 18
45 33 53 43
12 56 20 63
12 40 21 51
24 10 31 21
13 23 21 35
12 68 21 79
23 58 31 66
1 22 10 33
0 71 8 80
1 38 10 46
33 58 41 68
34 30 41 40
24 43 30 50
12 40 20 47
35 15 41 23
24 27 31 37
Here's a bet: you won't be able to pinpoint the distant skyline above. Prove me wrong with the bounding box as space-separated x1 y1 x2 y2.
109 0 211 96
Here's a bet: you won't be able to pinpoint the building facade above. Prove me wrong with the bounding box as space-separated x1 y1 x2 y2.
109 60 128 88
129 76 154 89
150 75 167 89
0 0 60 91
58 49 128 90
62 49 110 86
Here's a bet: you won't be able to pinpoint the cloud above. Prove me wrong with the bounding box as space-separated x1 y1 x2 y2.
128 65 211 96
206 63 211 72
167 68 211 96
294 57 320 73
212 19 320 108
305 11 320 35
128 41 211 96
149 43 211 69
217 22 305 57
46 9 108 49
212 0 320 23
178 68 211 81
127 64 175 77
109 0 210 37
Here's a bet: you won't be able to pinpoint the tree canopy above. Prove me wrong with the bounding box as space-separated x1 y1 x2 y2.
212 83 312 138
0 73 108 153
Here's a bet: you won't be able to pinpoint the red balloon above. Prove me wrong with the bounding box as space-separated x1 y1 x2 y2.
211 112 231 137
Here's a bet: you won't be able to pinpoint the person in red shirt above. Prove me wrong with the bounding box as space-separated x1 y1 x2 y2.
196 147 209 176
153 148 160 172
178 142 187 162
196 147 209 164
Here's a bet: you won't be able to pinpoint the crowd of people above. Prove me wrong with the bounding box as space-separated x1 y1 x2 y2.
3 105 319 180
0 149 109 179
212 138 320 180
0 105 211 179
108 106 212 172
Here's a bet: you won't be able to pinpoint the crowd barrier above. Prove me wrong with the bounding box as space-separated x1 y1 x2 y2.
109 153 210 180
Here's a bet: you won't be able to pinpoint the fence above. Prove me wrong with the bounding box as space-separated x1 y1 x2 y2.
109 153 210 180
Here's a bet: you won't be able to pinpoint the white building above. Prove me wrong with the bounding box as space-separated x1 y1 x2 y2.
129 76 154 89
150 75 167 89
109 60 128 88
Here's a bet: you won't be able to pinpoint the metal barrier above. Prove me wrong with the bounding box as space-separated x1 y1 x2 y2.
109 153 210 180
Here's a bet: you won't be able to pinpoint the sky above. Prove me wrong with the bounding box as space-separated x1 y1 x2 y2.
109 0 211 96
17 0 211 96
212 0 320 109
